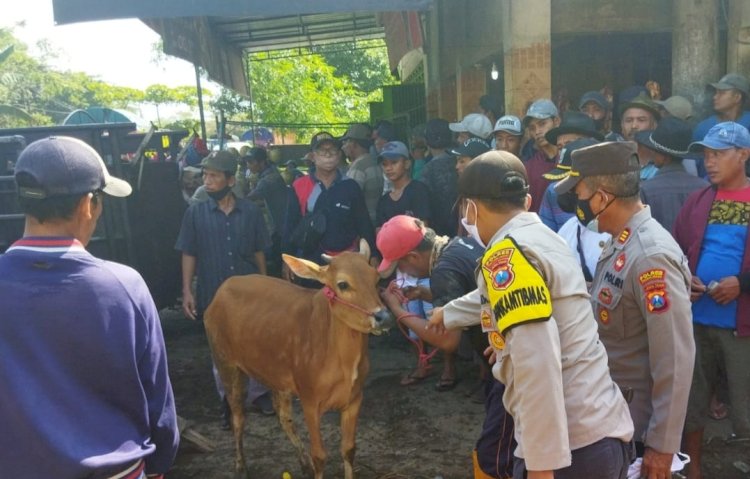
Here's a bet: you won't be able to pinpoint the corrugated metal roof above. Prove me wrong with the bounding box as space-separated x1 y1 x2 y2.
212 12 384 52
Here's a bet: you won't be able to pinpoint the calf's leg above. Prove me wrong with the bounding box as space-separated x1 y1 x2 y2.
301 401 327 479
274 391 314 476
215 360 250 478
340 393 363 479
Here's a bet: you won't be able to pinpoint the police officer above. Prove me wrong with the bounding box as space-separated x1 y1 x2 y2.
430 150 633 479
555 141 695 479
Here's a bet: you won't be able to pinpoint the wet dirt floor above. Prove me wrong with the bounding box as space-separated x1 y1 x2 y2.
161 309 749 479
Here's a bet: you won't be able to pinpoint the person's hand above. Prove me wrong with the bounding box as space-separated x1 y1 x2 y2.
182 290 197 320
690 276 706 302
484 345 497 365
426 306 446 334
403 285 431 301
379 287 403 312
641 448 672 479
708 276 741 305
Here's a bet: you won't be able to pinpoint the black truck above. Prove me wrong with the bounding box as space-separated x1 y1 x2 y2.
0 123 188 310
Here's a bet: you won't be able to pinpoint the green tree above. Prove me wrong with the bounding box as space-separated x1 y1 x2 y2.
211 43 396 142
315 40 396 94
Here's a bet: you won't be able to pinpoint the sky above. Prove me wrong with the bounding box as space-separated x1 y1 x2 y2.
3 0 198 89
2 0 214 124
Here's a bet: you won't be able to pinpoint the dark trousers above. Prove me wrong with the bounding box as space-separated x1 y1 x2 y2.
475 379 516 478
512 437 632 479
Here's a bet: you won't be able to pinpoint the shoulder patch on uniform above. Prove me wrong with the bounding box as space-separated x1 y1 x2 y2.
488 331 506 350
481 237 552 334
482 244 515 290
614 253 626 272
639 268 669 314
599 308 610 324
598 287 613 305
617 227 631 245
638 268 665 285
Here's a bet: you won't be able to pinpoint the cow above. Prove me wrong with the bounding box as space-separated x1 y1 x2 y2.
204 240 393 479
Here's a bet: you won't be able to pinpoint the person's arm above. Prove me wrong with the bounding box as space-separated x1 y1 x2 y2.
538 187 556 230
137 284 179 475
380 288 460 351
505 320 571 472
633 254 695 457
175 207 198 320
441 288 483 329
180 254 197 320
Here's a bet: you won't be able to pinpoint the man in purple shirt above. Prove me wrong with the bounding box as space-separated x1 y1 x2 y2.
0 136 179 478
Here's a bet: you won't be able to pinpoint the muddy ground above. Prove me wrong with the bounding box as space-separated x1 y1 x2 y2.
161 308 749 479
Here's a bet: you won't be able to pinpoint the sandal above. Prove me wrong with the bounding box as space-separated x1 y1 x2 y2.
400 371 429 386
435 376 458 392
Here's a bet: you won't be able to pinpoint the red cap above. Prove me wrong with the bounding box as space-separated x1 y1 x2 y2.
376 215 426 275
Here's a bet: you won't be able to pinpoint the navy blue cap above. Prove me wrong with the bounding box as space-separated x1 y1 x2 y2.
578 91 610 111
449 137 491 158
15 136 132 199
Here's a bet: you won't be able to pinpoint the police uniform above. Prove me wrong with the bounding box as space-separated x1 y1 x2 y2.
590 205 694 454
444 212 633 474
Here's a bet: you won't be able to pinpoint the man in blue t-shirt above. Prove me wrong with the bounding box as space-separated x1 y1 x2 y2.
673 122 750 479
0 137 179 478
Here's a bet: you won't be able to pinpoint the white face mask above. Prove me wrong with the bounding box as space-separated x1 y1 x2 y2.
461 200 486 248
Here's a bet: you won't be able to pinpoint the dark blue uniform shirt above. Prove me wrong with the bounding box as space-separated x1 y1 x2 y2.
175 196 270 313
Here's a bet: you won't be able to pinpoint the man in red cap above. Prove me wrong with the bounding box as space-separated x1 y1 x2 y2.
378 215 515 478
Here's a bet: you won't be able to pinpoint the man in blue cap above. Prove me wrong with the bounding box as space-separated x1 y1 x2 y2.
674 122 750 479
0 136 179 478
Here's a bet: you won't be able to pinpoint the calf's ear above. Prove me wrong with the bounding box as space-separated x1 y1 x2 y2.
283 254 326 281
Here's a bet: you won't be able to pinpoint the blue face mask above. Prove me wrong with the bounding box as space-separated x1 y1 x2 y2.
461 200 486 248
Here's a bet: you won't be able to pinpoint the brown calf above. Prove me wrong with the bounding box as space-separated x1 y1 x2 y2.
204 241 392 479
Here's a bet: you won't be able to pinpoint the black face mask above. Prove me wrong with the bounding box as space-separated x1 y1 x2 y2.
576 194 598 226
557 191 578 214
207 185 232 201
576 191 616 227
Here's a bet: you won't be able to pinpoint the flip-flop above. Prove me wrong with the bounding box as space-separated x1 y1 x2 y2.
435 377 458 392
400 372 429 386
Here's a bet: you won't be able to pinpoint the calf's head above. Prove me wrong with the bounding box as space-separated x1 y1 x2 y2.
283 240 394 334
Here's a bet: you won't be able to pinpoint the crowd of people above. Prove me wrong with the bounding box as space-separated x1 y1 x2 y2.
3 71 750 479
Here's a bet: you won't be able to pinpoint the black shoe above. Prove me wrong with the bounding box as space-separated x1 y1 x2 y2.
221 398 232 430
251 393 275 416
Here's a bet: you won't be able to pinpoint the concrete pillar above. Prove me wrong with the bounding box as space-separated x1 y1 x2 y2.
672 0 720 116
727 0 750 76
502 0 552 117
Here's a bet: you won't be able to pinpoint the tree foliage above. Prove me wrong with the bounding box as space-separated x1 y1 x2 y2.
0 28 205 129
211 41 397 141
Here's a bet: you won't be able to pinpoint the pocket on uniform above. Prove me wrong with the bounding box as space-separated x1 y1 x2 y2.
592 286 626 340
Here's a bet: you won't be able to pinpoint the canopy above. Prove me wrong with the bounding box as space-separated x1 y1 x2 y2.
51 0 432 95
